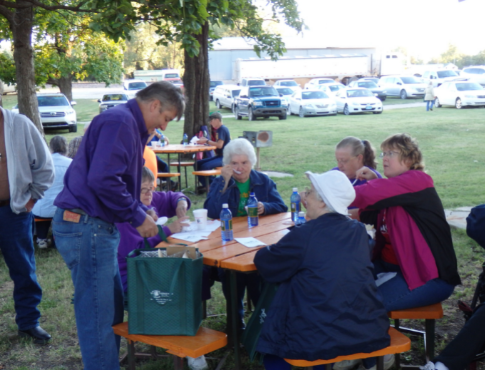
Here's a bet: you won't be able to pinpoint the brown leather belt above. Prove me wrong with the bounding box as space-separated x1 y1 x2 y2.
0 199 10 207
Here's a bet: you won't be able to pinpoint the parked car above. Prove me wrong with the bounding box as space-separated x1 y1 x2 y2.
421 70 460 87
209 80 224 101
348 80 387 101
358 77 380 85
12 93 77 132
0 80 16 95
335 88 383 115
378 76 426 99
435 81 485 109
98 93 129 113
275 87 294 104
315 82 346 98
240 78 266 87
234 85 287 121
304 78 335 90
288 90 337 118
460 66 485 86
123 79 148 98
213 84 241 111
168 78 184 92
273 80 301 92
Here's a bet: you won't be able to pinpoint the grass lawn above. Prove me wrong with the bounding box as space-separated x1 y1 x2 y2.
1 94 485 369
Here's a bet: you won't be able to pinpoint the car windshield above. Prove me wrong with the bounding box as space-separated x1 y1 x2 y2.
249 87 278 97
276 88 294 95
210 81 223 87
358 82 377 88
102 94 127 102
437 70 458 78
456 83 484 91
347 89 373 98
401 77 420 84
128 82 147 90
280 81 297 87
232 90 241 97
248 80 265 86
329 85 344 92
302 91 327 99
38 96 70 107
319 80 333 84
165 73 179 78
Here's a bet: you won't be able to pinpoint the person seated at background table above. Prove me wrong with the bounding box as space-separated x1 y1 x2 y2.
204 138 288 330
351 133 461 312
148 129 170 173
116 167 190 292
254 170 391 370
194 112 231 193
32 136 72 249
67 136 83 159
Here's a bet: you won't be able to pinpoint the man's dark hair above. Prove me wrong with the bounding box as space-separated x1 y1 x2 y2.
49 135 68 155
136 81 185 120
209 112 222 121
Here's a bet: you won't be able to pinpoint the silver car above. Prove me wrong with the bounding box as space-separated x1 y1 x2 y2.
288 90 337 117
378 76 426 99
98 93 129 113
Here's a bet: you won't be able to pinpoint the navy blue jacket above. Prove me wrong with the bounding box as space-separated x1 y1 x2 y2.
204 170 288 219
255 213 390 361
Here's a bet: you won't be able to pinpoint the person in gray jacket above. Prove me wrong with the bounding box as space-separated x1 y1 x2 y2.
0 107 54 344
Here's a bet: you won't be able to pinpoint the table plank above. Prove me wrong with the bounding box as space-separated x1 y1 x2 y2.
151 144 216 154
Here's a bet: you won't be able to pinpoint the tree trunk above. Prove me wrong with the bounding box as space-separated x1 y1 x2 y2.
182 21 210 139
58 76 73 102
11 1 43 135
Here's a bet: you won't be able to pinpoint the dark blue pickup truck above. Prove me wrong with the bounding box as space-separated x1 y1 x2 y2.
234 86 287 121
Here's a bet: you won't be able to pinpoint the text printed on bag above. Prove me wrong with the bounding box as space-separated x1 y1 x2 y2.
150 290 174 305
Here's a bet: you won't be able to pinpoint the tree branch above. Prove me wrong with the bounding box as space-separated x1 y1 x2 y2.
0 0 98 13
0 4 14 23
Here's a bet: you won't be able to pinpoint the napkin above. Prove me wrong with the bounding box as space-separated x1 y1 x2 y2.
235 237 267 248
170 220 220 242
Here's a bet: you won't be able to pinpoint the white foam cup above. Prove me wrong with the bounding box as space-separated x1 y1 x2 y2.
193 209 208 230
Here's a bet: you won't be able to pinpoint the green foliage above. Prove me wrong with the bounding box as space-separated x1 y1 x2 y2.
0 51 16 85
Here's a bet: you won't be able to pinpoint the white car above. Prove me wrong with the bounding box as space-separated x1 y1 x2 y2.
213 84 241 111
335 88 383 115
316 83 346 98
98 93 129 113
435 81 485 109
460 66 485 86
304 78 335 90
273 80 301 92
288 90 337 117
378 76 426 99
275 87 294 104
421 70 460 87
123 79 148 98
12 93 77 132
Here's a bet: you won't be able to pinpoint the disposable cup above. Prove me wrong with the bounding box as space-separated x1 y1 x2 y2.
193 209 208 230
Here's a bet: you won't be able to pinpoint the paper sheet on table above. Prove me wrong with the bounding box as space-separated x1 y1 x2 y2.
235 237 267 248
170 220 220 242
189 136 199 145
375 272 397 287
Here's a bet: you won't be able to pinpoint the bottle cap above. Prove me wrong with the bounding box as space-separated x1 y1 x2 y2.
293 187 298 192
222 204 228 208
250 192 255 196
298 212 305 217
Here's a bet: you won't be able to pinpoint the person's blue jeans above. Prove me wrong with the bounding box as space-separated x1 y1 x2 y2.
426 100 435 111
374 259 455 311
53 208 124 370
0 205 42 331
156 156 169 173
194 155 223 187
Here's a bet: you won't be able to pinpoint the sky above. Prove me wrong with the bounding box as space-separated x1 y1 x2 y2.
278 0 485 61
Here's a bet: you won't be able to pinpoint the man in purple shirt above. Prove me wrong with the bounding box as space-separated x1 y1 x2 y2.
53 82 185 370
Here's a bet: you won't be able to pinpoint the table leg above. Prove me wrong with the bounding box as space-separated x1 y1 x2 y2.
177 153 182 192
227 270 241 370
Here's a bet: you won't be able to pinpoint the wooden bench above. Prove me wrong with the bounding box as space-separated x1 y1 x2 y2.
170 161 194 188
388 303 443 367
113 322 227 370
192 169 222 194
285 327 410 370
157 172 181 191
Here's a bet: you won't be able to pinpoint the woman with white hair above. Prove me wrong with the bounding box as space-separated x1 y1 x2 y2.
204 138 287 219
254 170 390 370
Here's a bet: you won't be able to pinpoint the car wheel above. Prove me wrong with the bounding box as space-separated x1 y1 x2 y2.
400 90 407 99
435 97 441 108
343 104 350 115
373 111 383 114
235 106 242 120
69 124 78 133
380 97 386 101
215 99 221 109
279 111 287 120
455 98 462 109
299 106 305 118
248 106 256 121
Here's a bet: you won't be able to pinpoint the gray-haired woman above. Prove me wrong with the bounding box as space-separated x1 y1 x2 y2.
425 81 436 111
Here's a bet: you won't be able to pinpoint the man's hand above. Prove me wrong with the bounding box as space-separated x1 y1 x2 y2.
257 202 265 215
196 137 208 145
176 200 188 219
25 198 37 212
167 216 190 234
136 215 158 238
147 208 159 222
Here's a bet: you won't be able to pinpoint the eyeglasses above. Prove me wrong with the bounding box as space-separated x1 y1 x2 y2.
302 187 314 197
336 156 356 165
141 187 155 195
379 151 400 159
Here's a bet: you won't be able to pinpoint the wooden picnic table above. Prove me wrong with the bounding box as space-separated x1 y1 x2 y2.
155 212 292 369
151 144 217 191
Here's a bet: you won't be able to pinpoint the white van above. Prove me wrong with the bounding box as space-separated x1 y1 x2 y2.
422 70 459 87
0 80 16 94
213 85 242 111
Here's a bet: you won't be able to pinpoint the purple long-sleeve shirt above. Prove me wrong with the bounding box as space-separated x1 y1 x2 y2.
55 100 150 227
116 191 191 291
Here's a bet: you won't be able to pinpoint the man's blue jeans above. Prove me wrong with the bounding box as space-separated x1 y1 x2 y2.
194 156 223 187
0 205 42 331
426 100 435 111
53 208 124 370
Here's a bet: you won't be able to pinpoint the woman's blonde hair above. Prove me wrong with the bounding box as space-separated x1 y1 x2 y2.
381 133 424 171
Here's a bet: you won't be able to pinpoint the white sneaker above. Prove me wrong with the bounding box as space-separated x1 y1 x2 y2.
357 354 395 370
420 362 436 370
187 355 208 370
37 238 51 249
334 360 361 370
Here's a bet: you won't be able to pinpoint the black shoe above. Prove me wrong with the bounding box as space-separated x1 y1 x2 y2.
19 326 51 344
196 186 207 195
170 180 179 192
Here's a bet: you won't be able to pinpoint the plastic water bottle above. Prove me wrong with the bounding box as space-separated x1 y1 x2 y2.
160 133 165 147
290 188 301 222
183 133 188 146
247 192 259 227
295 211 306 226
220 204 233 242
203 130 208 139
